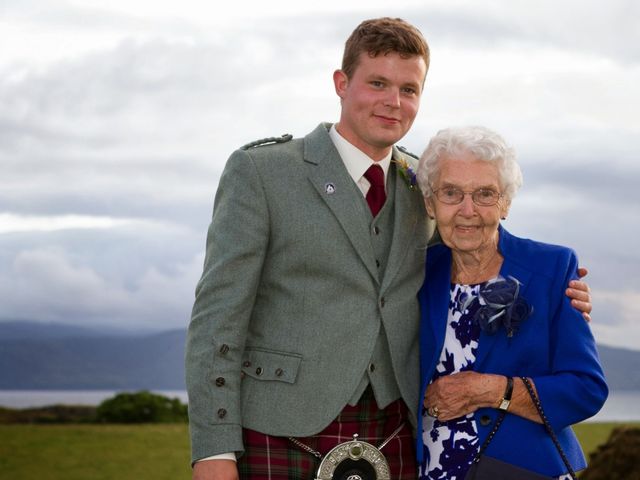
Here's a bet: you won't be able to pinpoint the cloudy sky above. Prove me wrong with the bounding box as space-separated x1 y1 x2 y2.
1 0 638 349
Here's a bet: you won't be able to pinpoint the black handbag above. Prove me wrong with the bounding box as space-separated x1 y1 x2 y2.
464 377 577 480
466 454 552 479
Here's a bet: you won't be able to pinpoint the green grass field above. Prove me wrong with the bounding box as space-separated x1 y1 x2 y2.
0 422 636 479
0 424 192 480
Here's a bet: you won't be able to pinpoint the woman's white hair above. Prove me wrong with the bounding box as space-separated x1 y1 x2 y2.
417 126 523 201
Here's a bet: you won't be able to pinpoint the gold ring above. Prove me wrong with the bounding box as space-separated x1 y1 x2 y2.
428 406 440 418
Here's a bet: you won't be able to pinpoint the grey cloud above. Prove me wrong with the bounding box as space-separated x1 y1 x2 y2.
0 30 339 152
522 161 640 207
405 1 640 65
0 36 336 222
506 185 639 295
2 0 197 37
0 227 204 329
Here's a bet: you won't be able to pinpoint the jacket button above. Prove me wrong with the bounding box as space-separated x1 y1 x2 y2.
369 363 376 373
219 344 230 355
215 377 225 387
255 367 263 376
480 415 491 426
243 361 251 368
375 259 381 268
217 408 227 419
373 226 380 235
275 368 284 377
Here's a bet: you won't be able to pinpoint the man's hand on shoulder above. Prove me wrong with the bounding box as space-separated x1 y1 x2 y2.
566 267 592 322
193 459 239 480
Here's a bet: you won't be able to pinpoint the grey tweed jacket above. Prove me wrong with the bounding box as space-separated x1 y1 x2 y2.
185 123 433 463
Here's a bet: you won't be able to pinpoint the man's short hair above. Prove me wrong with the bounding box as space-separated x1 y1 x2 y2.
341 17 430 79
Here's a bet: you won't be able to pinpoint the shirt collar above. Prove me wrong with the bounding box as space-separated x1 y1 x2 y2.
329 124 392 184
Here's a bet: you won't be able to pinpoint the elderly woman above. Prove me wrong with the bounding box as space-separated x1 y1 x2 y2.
415 126 607 479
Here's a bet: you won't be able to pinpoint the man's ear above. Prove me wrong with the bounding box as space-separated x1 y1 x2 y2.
333 69 348 98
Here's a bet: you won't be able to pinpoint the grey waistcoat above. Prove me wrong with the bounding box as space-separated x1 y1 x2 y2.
348 166 402 408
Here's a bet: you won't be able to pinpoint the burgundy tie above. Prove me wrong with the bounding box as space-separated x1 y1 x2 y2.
364 164 386 216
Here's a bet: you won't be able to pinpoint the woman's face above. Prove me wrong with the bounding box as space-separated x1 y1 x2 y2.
426 151 510 254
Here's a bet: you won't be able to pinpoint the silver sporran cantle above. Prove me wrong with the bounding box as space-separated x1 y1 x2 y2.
314 434 391 480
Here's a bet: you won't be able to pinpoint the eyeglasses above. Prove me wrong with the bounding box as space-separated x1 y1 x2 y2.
432 186 503 206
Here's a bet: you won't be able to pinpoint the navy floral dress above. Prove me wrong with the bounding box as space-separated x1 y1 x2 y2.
419 283 482 480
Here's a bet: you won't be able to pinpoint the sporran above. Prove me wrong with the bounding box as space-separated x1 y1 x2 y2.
315 434 390 480
289 423 404 480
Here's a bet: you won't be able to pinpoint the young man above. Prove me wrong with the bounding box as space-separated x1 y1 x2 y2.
186 17 592 480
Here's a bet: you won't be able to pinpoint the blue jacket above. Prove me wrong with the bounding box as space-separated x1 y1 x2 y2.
416 226 608 476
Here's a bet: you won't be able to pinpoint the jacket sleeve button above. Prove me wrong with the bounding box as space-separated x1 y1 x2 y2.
255 367 263 376
219 344 230 355
217 408 227 419
243 361 251 368
215 377 226 387
275 368 284 377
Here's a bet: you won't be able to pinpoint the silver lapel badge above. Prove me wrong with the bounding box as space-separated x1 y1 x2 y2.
324 183 336 194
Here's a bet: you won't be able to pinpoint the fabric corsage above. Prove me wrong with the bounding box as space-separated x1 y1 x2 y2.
464 276 533 337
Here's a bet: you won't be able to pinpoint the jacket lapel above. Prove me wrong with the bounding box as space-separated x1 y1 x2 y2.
380 150 423 294
422 245 452 377
304 124 379 282
473 227 534 369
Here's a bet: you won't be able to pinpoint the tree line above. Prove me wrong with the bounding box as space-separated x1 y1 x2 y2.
0 391 188 424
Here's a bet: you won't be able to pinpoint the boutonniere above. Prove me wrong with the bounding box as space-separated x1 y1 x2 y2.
468 276 534 337
392 158 418 191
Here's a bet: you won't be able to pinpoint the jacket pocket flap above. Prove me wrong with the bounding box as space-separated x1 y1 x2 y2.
241 347 302 384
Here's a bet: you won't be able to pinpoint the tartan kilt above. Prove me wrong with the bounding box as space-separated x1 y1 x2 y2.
237 387 417 479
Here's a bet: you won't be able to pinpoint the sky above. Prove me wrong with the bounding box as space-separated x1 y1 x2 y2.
1 0 638 349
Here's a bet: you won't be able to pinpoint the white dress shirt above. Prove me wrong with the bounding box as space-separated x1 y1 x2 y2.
329 124 392 196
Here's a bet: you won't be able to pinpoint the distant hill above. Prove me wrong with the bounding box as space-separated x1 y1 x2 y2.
0 321 638 390
0 320 151 340
596 344 640 392
0 321 186 390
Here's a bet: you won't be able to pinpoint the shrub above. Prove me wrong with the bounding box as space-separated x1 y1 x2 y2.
581 426 640 479
0 405 96 423
95 391 187 423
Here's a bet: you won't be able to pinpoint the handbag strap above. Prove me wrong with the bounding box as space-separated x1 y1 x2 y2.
521 377 577 480
471 377 578 480
471 407 507 463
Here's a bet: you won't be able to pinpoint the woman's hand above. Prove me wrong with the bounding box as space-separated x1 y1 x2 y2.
424 371 504 422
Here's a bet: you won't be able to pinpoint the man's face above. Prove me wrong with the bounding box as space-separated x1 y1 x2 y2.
333 51 426 160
